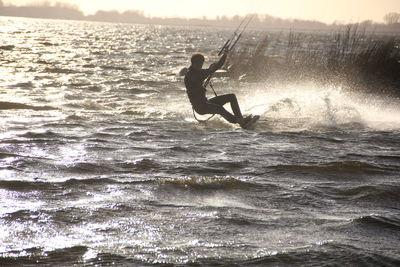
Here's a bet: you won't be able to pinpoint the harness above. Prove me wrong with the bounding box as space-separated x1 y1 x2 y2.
192 80 218 122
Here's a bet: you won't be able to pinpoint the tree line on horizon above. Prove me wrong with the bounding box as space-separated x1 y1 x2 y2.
0 0 399 32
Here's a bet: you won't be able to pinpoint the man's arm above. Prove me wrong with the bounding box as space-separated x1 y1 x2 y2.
208 53 227 73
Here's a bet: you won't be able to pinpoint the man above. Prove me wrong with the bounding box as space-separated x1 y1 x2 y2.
184 51 252 128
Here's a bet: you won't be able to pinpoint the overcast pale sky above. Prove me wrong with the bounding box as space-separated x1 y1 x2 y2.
6 0 400 23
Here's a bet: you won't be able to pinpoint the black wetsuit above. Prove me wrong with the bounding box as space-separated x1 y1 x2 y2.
184 54 243 123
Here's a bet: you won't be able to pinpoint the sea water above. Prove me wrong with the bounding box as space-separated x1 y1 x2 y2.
1 17 400 266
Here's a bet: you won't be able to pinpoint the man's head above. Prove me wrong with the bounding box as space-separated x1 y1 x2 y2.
191 53 205 70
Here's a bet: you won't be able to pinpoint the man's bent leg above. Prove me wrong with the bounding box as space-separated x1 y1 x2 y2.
195 102 237 124
208 94 243 119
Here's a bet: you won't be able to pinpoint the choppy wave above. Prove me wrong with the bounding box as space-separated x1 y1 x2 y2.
0 176 257 192
239 244 400 267
268 161 393 176
353 215 400 231
0 101 56 111
42 67 79 74
317 184 400 203
10 81 35 88
151 176 259 191
0 178 116 192
0 45 15 50
100 65 130 71
0 246 89 267
18 130 63 139
1 243 399 266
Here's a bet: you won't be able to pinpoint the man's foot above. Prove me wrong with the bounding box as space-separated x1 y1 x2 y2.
241 115 260 129
237 115 253 128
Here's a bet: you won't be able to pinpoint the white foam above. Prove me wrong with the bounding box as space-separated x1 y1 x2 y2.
235 81 400 131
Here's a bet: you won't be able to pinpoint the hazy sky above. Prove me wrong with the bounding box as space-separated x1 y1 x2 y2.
6 0 400 23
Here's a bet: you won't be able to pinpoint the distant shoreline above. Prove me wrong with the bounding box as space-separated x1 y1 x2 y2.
1 15 399 35
1 2 399 33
